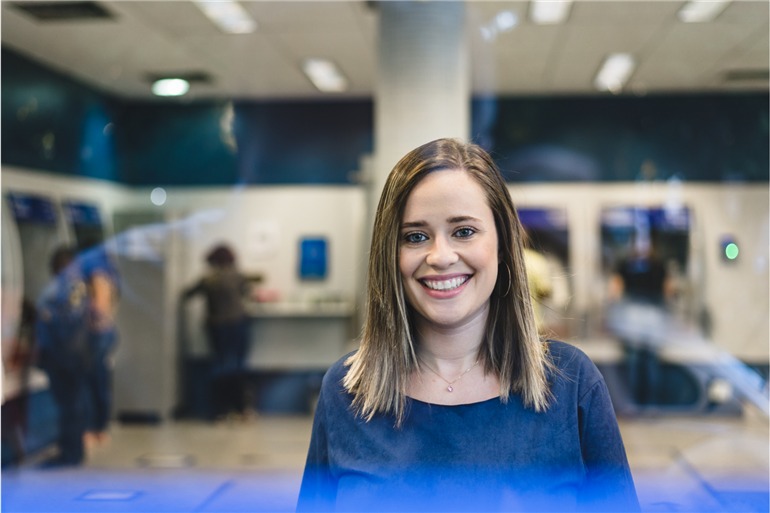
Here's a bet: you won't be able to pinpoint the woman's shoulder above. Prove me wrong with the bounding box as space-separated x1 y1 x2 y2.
318 350 356 396
546 339 590 361
323 350 353 378
314 351 359 419
545 339 605 384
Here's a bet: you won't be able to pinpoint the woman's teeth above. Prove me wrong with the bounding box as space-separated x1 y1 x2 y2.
422 276 468 291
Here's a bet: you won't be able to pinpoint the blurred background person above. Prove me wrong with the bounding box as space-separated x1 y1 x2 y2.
183 244 254 422
35 245 90 467
606 233 676 406
80 243 121 451
522 238 554 336
608 233 676 308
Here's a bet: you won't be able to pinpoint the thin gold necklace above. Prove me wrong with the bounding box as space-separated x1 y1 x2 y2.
418 358 480 392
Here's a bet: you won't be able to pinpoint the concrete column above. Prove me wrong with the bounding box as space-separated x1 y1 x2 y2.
356 1 469 332
372 1 470 199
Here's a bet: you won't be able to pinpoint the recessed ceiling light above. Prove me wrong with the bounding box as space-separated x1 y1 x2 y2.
594 53 636 94
302 59 348 93
147 72 211 97
151 78 190 97
530 0 572 25
678 0 731 23
193 0 256 34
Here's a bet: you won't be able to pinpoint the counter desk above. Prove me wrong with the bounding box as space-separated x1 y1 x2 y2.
245 301 357 371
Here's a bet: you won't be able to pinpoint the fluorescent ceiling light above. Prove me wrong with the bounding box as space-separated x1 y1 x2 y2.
530 0 573 25
677 0 731 23
594 53 636 94
302 59 348 93
194 0 256 34
152 78 190 97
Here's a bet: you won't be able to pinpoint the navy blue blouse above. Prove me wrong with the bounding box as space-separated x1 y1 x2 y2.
297 341 640 512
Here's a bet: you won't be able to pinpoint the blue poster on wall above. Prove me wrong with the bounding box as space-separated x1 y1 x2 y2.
299 237 328 280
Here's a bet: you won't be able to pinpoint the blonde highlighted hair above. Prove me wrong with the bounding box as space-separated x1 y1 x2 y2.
344 138 553 426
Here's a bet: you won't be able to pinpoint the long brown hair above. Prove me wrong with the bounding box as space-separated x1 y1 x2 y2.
344 138 553 425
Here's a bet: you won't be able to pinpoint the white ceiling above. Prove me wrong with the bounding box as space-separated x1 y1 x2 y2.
2 0 768 101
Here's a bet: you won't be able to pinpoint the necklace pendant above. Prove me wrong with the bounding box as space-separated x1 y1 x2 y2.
447 385 453 392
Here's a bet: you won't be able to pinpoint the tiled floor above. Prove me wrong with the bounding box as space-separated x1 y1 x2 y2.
620 407 769 512
3 407 768 512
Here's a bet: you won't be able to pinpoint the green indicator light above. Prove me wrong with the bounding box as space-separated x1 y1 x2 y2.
725 243 739 260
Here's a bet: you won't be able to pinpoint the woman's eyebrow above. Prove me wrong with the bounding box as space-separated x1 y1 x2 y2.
401 216 482 229
447 215 482 224
401 220 427 229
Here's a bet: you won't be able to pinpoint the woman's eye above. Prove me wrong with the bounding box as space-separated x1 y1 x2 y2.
403 232 428 244
454 227 476 238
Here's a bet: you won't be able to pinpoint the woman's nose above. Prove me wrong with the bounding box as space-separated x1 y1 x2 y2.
425 236 458 268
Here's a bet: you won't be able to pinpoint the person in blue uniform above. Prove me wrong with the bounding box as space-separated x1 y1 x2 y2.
79 243 120 449
297 138 640 512
35 245 91 467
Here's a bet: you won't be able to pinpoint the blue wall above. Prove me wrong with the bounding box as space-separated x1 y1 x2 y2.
474 94 769 182
2 47 119 181
3 46 768 185
115 99 374 186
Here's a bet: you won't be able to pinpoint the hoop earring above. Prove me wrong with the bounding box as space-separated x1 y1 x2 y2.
500 262 512 298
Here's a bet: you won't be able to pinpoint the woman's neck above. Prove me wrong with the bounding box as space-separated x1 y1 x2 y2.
414 315 486 371
408 313 499 404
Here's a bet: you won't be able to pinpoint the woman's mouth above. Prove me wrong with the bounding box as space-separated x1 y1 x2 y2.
420 275 470 292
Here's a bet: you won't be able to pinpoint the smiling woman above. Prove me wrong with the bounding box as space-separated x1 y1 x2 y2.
296 138 641 512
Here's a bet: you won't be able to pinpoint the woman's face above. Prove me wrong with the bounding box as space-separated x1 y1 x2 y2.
398 169 499 331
